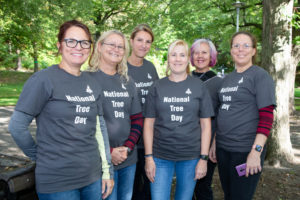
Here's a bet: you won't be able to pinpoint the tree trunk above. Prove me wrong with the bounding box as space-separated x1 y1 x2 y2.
16 49 22 71
261 0 294 165
32 42 39 72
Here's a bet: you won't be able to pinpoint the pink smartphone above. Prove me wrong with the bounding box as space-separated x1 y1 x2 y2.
235 163 247 176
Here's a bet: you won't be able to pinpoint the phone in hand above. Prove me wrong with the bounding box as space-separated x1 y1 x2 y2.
235 163 247 176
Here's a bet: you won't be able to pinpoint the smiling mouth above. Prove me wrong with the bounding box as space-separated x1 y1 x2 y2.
71 53 84 57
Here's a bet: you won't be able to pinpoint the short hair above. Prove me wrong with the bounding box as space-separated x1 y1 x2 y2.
190 39 217 67
89 30 130 81
230 31 257 64
57 20 92 54
165 40 190 76
130 24 154 42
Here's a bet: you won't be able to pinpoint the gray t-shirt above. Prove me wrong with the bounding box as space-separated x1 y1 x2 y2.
144 76 214 161
127 59 159 148
127 59 159 108
15 65 103 193
217 65 276 152
192 71 223 139
91 70 141 170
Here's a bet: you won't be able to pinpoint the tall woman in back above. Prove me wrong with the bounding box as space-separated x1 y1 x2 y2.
210 31 276 200
9 20 113 200
89 30 143 200
127 24 159 200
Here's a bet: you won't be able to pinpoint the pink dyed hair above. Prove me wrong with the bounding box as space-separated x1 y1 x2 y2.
190 39 217 67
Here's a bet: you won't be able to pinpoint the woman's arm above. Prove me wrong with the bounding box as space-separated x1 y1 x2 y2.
8 110 37 161
143 117 156 183
123 112 143 151
195 117 211 180
246 105 274 177
96 116 114 199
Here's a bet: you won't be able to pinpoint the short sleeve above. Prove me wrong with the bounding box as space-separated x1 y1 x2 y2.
15 73 52 116
255 70 276 109
143 83 157 118
198 85 215 118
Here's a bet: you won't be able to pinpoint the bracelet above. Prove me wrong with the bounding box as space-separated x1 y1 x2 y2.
144 154 153 158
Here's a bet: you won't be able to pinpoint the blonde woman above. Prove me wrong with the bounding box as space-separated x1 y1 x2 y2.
89 30 143 200
143 40 214 200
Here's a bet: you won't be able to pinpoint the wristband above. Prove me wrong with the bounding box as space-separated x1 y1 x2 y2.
144 154 153 158
199 154 209 160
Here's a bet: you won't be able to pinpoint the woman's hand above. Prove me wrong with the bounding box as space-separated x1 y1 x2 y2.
111 147 127 165
145 157 156 183
102 179 114 199
209 137 217 163
246 150 261 177
194 159 207 180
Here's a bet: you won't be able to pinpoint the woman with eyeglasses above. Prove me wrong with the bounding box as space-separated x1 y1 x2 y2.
143 40 214 200
190 39 223 200
210 31 276 200
127 24 159 200
89 30 142 200
8 20 114 200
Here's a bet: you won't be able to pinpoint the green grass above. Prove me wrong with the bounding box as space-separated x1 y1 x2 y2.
0 71 32 106
295 88 300 98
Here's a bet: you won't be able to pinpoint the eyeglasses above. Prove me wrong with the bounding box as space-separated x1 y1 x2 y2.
232 43 252 49
64 39 92 49
103 43 125 51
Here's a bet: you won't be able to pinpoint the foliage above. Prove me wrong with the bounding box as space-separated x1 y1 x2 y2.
0 0 298 73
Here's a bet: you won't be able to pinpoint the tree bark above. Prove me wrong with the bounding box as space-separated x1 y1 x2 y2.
290 45 300 114
16 49 22 71
261 0 294 165
32 42 39 72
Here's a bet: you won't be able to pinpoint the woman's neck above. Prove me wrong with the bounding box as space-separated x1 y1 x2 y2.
236 63 252 73
195 67 210 73
128 54 144 67
99 61 117 75
169 72 188 82
58 61 81 76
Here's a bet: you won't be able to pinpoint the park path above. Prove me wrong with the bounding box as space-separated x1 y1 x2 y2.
0 106 36 159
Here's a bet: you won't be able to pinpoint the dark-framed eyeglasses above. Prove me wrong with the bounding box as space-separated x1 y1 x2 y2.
102 42 125 51
64 38 92 49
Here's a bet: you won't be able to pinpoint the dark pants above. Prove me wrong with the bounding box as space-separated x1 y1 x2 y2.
193 159 217 200
216 147 266 200
132 148 151 200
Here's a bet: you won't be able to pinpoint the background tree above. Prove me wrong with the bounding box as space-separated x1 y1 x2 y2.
262 0 300 164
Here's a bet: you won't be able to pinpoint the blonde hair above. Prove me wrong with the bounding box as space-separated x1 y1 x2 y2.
89 30 130 81
165 40 191 76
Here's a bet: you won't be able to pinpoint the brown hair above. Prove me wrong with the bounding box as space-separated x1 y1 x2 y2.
57 20 92 53
130 24 154 42
230 31 257 64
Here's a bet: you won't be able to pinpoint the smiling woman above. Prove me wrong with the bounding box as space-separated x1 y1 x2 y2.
143 40 214 200
8 20 114 200
89 30 143 200
212 31 276 200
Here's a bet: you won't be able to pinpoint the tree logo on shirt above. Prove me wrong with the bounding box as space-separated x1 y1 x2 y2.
185 88 192 95
238 77 244 84
147 73 152 79
122 83 127 90
86 85 93 94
